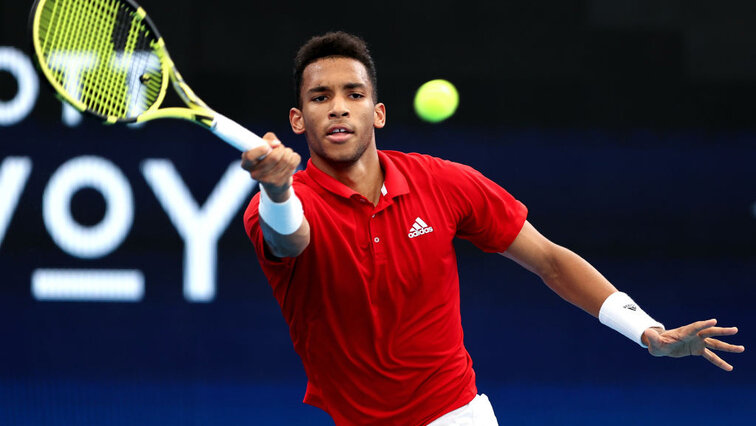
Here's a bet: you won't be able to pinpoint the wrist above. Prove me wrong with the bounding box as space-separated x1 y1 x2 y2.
599 292 664 348
261 182 292 203
258 185 304 235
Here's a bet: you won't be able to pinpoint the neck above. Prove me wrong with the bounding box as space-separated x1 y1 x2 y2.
312 147 384 205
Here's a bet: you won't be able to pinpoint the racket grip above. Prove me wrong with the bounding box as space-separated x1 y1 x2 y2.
210 113 267 152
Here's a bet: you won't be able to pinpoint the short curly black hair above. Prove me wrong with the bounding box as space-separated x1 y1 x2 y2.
293 32 378 107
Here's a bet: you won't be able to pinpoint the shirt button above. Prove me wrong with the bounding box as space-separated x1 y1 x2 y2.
371 214 375 218
373 237 380 243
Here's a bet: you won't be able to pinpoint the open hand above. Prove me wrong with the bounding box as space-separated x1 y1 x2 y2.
644 319 744 371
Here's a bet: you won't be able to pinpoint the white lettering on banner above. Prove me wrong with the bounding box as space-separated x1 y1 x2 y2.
0 47 38 126
43 156 134 259
141 160 257 302
0 157 32 249
46 51 97 127
0 156 255 302
32 269 144 302
0 47 162 127
49 50 161 126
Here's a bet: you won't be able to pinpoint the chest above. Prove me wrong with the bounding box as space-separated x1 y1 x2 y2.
304 188 460 302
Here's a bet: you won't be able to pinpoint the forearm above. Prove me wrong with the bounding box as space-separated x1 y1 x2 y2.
504 221 666 347
544 246 667 346
502 222 617 317
539 245 617 318
260 218 310 258
259 184 310 258
240 131 308 258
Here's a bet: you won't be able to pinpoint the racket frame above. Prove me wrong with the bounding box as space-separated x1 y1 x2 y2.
29 0 266 152
30 0 213 127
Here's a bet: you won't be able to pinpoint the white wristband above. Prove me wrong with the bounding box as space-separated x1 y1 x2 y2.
599 292 664 348
258 185 304 235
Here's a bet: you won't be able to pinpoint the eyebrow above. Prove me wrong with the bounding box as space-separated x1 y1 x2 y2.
306 82 367 94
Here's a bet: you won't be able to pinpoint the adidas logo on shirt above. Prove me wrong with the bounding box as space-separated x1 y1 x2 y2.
408 217 434 238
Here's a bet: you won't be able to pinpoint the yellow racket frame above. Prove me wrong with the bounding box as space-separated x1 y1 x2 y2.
30 0 215 127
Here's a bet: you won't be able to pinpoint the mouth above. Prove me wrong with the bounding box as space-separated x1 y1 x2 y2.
325 125 354 143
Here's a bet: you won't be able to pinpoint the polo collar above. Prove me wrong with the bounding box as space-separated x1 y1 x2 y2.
304 150 410 200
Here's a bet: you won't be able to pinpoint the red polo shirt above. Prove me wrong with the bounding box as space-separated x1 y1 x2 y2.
244 150 527 425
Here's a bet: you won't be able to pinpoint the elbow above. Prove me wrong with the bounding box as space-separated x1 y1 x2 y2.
536 242 564 285
261 218 311 258
269 233 310 258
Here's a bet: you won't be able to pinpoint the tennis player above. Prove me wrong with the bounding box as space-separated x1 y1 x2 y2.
241 32 744 425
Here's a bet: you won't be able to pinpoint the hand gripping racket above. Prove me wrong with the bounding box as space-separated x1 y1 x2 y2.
29 0 265 152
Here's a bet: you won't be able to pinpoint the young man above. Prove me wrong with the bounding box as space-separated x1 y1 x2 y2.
241 32 744 425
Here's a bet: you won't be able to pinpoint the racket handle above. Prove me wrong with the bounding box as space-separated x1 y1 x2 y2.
210 113 267 152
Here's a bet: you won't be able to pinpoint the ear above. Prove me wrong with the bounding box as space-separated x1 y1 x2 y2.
290 107 305 134
373 103 386 129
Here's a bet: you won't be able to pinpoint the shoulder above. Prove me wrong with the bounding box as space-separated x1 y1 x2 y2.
381 150 471 177
381 150 485 188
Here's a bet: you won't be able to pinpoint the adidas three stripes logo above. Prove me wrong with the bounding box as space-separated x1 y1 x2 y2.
407 217 434 239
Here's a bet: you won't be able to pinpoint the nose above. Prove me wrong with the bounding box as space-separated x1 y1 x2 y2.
329 96 349 118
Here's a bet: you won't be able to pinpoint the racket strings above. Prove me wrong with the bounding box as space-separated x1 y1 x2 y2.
86 0 138 117
36 0 164 119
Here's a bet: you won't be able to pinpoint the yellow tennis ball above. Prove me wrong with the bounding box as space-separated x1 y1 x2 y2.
414 79 459 123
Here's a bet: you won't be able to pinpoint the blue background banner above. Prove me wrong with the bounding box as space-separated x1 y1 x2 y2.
1 1 754 424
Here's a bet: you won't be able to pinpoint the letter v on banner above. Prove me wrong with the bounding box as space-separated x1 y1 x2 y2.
141 160 257 302
0 157 32 249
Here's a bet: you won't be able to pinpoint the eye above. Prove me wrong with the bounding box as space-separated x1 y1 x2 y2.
349 93 364 99
312 95 327 102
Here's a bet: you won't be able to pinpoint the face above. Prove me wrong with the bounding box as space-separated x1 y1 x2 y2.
290 57 386 167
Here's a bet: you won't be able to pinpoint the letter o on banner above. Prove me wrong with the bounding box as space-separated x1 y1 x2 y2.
43 156 134 259
0 47 39 126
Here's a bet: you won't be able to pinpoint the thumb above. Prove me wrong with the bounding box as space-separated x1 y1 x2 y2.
644 328 663 353
263 132 282 148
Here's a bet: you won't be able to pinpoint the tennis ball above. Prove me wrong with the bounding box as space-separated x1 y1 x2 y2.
414 79 459 123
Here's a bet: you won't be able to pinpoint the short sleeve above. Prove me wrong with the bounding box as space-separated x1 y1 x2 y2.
440 161 527 253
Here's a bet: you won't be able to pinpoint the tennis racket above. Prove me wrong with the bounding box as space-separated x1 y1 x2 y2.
29 0 265 152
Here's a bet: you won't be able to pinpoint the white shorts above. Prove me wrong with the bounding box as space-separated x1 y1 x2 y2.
426 394 499 426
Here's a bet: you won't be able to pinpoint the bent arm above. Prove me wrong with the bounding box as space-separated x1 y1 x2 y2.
500 220 616 317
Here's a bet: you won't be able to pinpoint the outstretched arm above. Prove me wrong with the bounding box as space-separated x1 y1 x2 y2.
501 221 744 370
241 132 310 258
500 221 616 317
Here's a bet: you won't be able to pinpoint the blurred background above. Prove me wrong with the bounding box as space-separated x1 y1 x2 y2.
1 0 754 424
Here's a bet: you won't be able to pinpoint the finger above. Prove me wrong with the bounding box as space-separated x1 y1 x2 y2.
262 132 282 148
268 148 299 178
255 147 300 188
251 132 281 162
680 319 718 337
699 326 739 339
249 148 286 181
272 153 300 187
702 348 734 371
643 329 666 355
705 338 746 353
241 145 274 170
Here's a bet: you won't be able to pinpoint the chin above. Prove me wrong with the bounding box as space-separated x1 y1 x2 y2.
325 151 363 165
309 135 372 166
322 145 363 163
